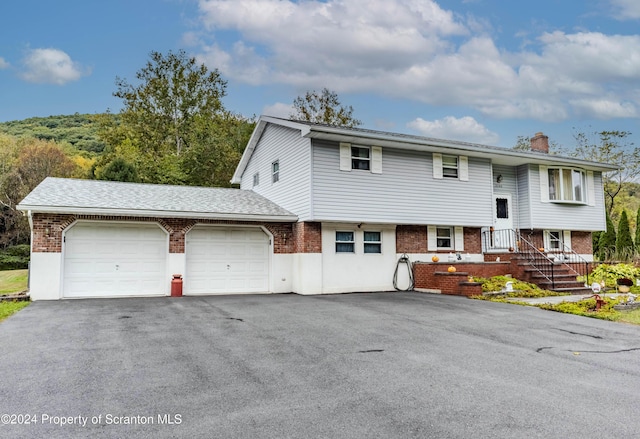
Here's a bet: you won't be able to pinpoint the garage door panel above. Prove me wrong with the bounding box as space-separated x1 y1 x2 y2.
185 227 270 294
63 223 167 298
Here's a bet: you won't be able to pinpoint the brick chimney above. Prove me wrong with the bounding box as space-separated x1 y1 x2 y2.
530 132 549 153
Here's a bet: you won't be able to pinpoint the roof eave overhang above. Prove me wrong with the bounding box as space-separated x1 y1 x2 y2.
231 116 311 184
304 128 618 173
16 205 299 223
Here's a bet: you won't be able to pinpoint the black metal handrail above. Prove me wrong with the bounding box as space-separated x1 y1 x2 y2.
516 233 557 289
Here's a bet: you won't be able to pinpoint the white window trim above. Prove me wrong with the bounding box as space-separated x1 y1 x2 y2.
340 143 382 174
433 153 468 181
540 166 591 204
271 160 279 183
335 231 355 253
252 172 259 187
428 226 464 251
363 230 382 254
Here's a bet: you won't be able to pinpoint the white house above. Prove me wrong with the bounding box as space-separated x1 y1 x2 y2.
18 116 616 299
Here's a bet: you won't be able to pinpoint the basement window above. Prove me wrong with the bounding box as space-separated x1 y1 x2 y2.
436 227 453 249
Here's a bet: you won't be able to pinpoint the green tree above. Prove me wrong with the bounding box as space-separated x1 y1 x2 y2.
616 210 633 257
0 138 77 247
598 210 617 261
571 130 638 215
97 157 139 182
180 112 255 187
112 50 227 157
636 207 640 253
291 88 361 127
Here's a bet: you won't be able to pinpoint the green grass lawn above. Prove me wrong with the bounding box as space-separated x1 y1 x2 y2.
0 269 28 295
0 301 29 322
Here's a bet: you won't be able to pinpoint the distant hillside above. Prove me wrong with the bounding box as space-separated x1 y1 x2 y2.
0 113 106 153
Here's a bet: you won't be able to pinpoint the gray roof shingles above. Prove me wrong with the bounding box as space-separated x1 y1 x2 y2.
18 177 297 220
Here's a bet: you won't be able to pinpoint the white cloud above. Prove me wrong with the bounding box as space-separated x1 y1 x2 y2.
609 0 640 19
407 116 500 145
0 57 9 69
262 102 293 118
191 0 640 122
20 48 88 85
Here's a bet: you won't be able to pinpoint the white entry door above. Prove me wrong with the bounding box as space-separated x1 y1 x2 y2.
185 227 270 294
63 222 168 298
493 194 514 249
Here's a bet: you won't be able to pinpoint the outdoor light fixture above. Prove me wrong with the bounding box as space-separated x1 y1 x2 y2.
496 174 503 183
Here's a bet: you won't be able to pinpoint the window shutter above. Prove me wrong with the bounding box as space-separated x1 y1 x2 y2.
459 156 469 181
454 226 464 251
427 226 437 251
587 171 596 206
539 165 549 202
371 146 382 174
563 231 572 251
340 143 351 171
433 153 443 179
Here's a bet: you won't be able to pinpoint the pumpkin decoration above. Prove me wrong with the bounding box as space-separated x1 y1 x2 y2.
431 255 440 263
447 266 456 273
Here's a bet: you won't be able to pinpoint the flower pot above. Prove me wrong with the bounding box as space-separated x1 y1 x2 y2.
619 285 631 293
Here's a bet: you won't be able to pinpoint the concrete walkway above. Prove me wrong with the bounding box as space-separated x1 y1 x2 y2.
508 293 623 305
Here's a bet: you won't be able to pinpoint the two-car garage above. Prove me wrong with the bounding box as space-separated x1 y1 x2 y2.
62 222 271 299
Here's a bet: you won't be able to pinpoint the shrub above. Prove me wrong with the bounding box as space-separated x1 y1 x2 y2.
474 275 563 297
0 244 30 270
586 263 640 288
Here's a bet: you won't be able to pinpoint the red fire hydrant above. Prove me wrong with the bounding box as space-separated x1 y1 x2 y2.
171 274 183 297
590 294 604 311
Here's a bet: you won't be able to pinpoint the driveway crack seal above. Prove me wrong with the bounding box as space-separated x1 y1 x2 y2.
555 328 603 339
358 349 384 353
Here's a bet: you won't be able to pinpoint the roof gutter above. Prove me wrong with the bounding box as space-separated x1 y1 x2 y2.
303 126 619 172
16 205 298 223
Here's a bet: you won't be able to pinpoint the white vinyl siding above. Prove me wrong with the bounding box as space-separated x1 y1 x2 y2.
313 141 492 226
529 165 606 231
239 124 311 220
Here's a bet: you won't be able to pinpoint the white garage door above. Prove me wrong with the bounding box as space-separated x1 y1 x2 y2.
63 222 167 298
185 227 270 294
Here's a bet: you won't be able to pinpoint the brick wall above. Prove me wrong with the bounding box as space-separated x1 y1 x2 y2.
571 231 593 254
396 226 482 254
293 222 322 253
414 262 512 290
31 213 295 254
396 225 428 253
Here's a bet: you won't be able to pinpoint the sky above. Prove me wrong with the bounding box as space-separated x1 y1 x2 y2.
1 0 639 149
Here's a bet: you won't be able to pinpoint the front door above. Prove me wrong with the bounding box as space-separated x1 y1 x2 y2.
492 194 514 249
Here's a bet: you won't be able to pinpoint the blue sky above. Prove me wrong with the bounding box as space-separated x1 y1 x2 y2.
1 0 639 149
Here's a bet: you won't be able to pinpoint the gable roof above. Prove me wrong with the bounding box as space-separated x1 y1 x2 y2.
232 116 618 183
17 177 297 222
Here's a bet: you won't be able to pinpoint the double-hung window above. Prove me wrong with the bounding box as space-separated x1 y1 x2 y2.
547 167 586 203
442 155 459 178
351 147 370 170
364 231 382 254
272 160 280 183
436 227 453 249
253 173 259 187
336 231 355 253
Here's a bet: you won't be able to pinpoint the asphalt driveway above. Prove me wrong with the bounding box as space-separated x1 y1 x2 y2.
1 292 640 438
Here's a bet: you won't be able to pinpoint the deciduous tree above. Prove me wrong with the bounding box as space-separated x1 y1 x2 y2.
291 88 361 127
